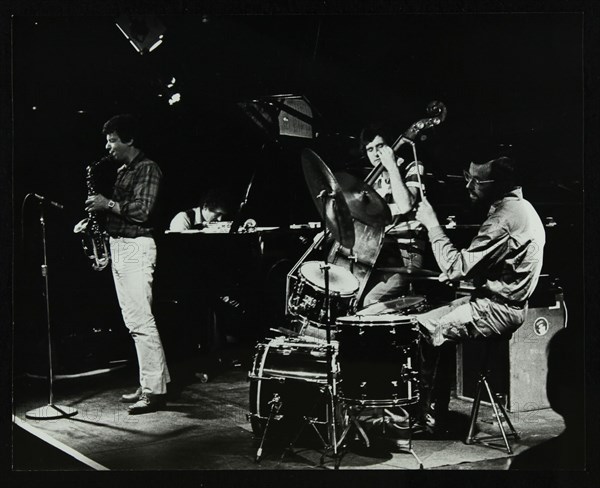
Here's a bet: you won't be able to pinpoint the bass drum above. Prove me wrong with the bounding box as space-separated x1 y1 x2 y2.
248 337 340 441
336 314 421 407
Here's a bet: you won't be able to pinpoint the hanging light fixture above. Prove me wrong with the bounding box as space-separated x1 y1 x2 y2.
115 14 166 55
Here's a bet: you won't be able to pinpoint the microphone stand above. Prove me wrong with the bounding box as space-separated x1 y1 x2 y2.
231 169 257 234
25 200 78 420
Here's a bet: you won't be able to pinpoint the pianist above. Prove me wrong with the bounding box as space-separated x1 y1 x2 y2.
169 188 235 232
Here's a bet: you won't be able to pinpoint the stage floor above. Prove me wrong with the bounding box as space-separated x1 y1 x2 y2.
12 346 565 471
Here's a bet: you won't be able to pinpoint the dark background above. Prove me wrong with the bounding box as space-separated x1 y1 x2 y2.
10 12 584 374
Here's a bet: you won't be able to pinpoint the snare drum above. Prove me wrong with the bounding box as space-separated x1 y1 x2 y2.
288 261 359 326
248 337 338 437
336 314 420 407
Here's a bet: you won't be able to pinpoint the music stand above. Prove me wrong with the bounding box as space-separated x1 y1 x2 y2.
25 200 77 420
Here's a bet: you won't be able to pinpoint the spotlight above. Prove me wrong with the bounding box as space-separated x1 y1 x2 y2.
168 93 181 106
149 36 164 53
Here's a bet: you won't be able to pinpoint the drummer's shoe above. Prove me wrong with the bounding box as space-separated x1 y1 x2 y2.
374 417 412 452
412 412 451 439
127 393 166 415
120 387 142 403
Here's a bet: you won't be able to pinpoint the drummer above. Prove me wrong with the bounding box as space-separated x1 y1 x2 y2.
412 150 546 435
359 123 427 307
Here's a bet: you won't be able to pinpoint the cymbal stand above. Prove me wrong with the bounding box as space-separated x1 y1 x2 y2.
284 191 343 467
334 404 371 450
406 139 424 299
317 191 342 466
406 139 425 198
25 200 78 420
280 383 332 462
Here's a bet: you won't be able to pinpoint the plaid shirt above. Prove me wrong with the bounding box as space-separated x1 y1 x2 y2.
105 152 162 238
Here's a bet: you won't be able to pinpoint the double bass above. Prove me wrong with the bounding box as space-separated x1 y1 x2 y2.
327 101 448 307
285 101 447 318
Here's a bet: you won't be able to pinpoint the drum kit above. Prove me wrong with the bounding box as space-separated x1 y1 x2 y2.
248 148 440 468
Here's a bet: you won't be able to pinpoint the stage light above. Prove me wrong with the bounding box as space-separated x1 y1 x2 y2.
115 14 166 55
148 38 163 53
128 39 142 54
168 93 181 105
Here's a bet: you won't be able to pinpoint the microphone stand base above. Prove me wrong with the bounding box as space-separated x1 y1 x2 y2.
25 404 78 420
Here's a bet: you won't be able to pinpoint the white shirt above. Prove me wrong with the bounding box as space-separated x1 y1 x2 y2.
169 207 203 231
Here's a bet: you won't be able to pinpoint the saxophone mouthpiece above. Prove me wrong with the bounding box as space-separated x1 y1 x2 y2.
92 155 113 167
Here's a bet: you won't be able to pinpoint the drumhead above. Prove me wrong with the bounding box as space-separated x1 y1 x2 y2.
336 313 417 326
299 261 359 295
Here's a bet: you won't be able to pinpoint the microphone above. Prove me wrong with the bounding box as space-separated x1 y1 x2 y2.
32 193 65 210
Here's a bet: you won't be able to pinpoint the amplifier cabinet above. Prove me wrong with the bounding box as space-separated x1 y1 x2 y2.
456 291 566 413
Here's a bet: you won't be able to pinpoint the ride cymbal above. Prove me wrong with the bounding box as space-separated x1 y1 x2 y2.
334 171 392 227
302 148 355 248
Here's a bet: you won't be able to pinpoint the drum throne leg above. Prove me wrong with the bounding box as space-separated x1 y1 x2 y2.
464 337 520 454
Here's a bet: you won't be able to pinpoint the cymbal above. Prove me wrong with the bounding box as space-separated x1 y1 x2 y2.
302 149 355 248
334 171 392 227
376 266 441 277
356 295 427 316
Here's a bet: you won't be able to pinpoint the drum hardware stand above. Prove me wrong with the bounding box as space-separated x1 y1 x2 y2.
309 190 343 468
334 403 371 450
385 409 424 469
347 253 357 275
25 199 78 420
254 392 283 463
280 384 332 462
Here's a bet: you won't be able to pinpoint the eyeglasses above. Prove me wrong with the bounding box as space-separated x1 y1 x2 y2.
463 170 495 185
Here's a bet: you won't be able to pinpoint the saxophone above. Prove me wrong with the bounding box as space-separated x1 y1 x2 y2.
73 157 111 271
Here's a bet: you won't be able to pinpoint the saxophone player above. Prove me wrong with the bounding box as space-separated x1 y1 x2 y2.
85 114 170 415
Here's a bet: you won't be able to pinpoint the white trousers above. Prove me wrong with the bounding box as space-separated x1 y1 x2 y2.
110 236 170 395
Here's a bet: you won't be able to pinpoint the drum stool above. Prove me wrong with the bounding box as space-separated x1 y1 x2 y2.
465 334 520 454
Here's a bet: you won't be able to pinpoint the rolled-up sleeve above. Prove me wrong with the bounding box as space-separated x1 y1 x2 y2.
119 163 161 224
428 215 510 280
